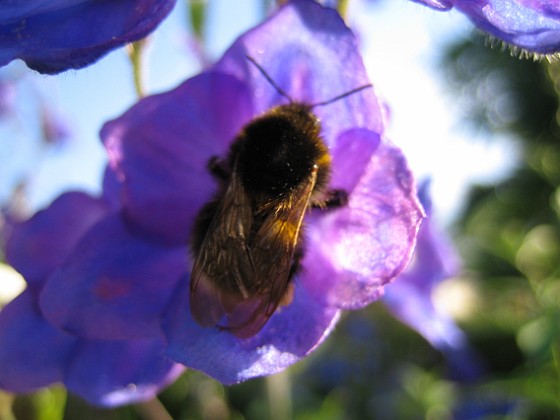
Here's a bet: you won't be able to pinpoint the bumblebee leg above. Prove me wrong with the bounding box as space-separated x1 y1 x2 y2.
314 189 348 210
288 245 305 279
207 156 231 181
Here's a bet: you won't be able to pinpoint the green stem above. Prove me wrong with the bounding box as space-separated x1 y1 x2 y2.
0 391 16 420
266 370 292 420
337 0 350 20
128 40 147 98
135 397 173 420
188 0 207 43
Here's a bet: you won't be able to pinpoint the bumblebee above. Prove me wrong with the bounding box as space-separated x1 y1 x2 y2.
189 57 371 338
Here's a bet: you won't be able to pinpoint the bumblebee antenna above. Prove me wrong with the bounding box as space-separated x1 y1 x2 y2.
246 55 293 103
246 55 372 107
311 83 372 108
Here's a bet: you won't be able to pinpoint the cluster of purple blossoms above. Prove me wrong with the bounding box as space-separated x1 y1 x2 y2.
0 188 186 406
0 0 558 408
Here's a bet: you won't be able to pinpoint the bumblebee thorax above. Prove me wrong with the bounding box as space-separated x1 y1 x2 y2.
233 103 330 197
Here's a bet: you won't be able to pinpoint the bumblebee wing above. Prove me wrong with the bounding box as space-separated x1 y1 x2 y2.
190 169 256 327
227 166 318 338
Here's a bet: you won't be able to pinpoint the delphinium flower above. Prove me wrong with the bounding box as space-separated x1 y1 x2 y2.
410 0 560 56
29 0 423 388
0 0 177 74
0 177 184 407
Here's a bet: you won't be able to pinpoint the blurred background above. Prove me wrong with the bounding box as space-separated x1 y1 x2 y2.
1 0 559 418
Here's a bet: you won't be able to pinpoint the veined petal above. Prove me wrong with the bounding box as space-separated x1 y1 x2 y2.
303 136 424 309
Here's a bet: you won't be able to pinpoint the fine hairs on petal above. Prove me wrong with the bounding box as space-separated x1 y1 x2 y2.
485 34 560 62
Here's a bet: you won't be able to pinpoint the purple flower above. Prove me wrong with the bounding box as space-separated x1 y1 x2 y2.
23 0 422 386
0 0 176 74
0 187 184 407
411 0 560 54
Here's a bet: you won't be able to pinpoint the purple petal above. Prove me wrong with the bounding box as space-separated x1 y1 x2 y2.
413 0 560 54
101 166 123 211
519 0 560 15
303 136 424 309
164 275 340 384
40 214 187 340
66 339 184 407
458 0 560 54
0 290 77 392
0 0 176 74
100 72 254 245
0 284 183 406
385 273 467 348
329 128 381 193
5 192 110 288
214 0 385 146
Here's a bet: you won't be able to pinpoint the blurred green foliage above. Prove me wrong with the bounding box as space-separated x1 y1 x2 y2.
188 0 207 43
443 35 560 418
